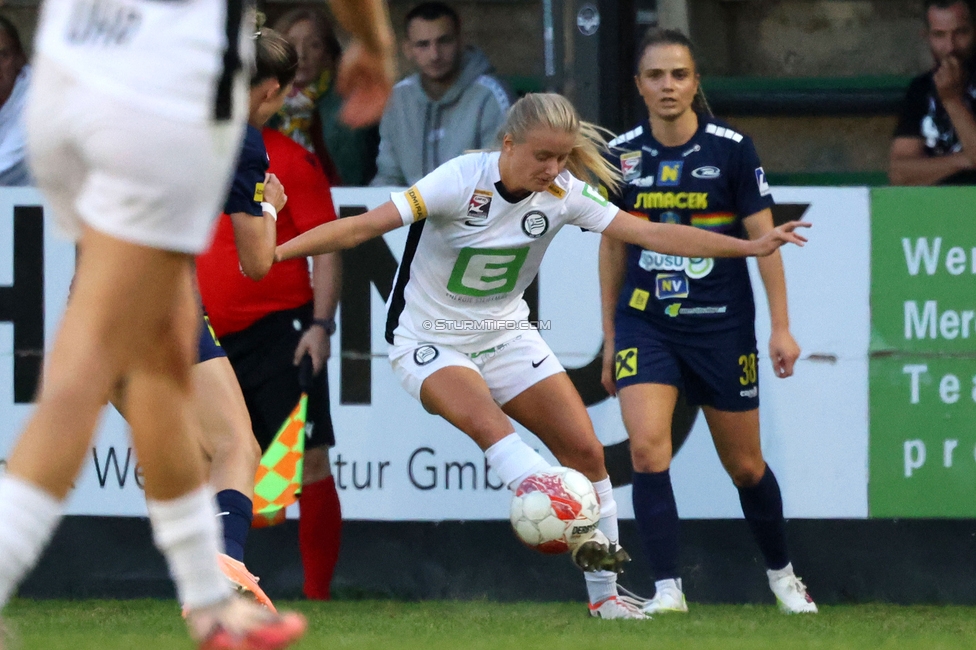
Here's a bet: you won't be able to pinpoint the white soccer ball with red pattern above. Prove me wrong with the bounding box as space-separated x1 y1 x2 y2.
509 467 601 554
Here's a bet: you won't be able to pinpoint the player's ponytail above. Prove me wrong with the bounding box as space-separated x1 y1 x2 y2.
501 93 622 194
253 24 299 89
636 28 713 117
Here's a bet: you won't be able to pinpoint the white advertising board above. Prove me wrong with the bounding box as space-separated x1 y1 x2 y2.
0 186 869 519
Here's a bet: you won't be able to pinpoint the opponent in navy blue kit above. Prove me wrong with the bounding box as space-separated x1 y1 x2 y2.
599 29 817 614
188 30 297 612
197 122 274 364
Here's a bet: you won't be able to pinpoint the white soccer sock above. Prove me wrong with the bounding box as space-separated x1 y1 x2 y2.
484 433 551 491
592 476 619 545
585 570 618 605
0 475 64 606
147 486 232 610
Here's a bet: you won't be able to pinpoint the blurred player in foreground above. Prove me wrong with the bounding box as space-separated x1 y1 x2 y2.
0 0 394 648
274 92 809 619
190 26 296 612
600 29 817 615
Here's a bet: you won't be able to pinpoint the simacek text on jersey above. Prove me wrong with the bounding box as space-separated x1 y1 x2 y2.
422 319 552 332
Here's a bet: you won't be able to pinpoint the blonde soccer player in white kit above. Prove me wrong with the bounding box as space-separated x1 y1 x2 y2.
275 92 809 619
0 0 395 648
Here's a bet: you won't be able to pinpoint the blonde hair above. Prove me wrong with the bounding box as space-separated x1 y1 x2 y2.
501 93 622 194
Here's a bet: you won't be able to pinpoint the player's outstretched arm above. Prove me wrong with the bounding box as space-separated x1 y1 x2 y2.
275 201 403 261
602 211 809 258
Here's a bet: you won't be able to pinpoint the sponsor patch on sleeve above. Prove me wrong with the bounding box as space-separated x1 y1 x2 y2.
581 183 608 206
404 186 428 222
755 167 771 197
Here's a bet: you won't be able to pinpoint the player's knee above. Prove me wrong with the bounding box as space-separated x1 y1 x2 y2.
727 458 766 488
559 435 604 481
629 433 671 473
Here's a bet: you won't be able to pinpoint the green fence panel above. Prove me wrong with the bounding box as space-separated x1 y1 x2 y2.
869 187 976 517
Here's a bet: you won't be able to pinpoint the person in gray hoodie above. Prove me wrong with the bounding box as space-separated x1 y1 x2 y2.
370 2 511 186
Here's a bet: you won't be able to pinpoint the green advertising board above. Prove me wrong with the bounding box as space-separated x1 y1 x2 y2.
871 187 976 517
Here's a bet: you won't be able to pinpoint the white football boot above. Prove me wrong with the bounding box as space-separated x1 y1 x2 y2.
767 563 818 614
588 595 649 620
639 578 688 614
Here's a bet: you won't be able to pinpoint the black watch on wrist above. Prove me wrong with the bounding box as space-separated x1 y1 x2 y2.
311 318 336 336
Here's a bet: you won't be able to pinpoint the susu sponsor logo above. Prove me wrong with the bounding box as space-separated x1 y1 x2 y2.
638 252 714 279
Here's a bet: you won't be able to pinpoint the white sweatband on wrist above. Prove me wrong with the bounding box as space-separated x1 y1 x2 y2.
261 202 277 221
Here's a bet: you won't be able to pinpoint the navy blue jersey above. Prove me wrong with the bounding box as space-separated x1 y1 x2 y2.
606 115 774 334
223 124 270 216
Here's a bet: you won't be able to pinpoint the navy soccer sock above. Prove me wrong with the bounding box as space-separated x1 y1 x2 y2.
215 489 253 562
632 470 680 580
737 465 790 571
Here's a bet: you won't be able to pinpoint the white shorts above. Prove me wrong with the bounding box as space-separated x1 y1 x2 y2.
25 56 247 254
389 329 566 406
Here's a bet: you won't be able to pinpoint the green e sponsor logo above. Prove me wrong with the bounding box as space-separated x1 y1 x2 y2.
447 247 529 297
582 183 608 206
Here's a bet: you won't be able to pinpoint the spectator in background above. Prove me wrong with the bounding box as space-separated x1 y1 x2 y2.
370 1 511 186
0 17 30 186
273 8 379 186
890 0 976 185
197 127 343 600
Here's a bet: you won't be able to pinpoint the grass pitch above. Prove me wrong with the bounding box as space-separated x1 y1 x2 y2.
5 599 976 649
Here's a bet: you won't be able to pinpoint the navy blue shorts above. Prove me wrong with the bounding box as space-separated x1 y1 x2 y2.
197 313 227 364
613 310 759 412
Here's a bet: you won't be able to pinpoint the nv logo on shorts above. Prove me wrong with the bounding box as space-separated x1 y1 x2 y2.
447 247 529 297
615 348 638 381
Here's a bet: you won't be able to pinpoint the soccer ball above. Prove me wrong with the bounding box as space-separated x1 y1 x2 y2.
509 467 601 554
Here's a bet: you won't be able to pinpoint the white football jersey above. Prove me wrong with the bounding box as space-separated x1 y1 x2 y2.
387 151 619 353
35 0 252 123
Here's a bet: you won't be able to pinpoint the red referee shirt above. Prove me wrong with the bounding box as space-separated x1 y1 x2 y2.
197 128 338 339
